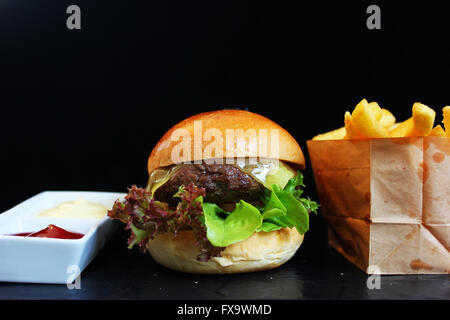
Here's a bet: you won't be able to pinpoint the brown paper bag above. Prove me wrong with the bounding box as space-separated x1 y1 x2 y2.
307 136 450 274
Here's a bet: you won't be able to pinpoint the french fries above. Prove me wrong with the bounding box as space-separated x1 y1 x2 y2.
411 103 435 136
351 99 389 138
312 99 448 140
368 102 383 121
429 125 446 137
444 106 450 137
390 117 413 137
379 109 396 129
344 111 364 139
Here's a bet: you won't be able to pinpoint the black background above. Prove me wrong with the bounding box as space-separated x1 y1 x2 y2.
1 1 450 210
0 1 449 301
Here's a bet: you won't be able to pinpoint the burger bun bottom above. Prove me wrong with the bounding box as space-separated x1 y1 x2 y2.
146 228 304 274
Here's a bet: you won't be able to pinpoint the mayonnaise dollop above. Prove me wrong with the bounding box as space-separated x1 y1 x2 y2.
35 198 109 219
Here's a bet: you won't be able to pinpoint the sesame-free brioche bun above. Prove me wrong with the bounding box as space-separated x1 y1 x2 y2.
146 227 304 274
147 109 305 174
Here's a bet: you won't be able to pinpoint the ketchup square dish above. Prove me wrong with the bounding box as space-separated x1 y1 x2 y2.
0 191 124 284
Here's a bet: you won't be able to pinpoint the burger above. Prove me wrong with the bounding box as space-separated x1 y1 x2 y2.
108 109 318 274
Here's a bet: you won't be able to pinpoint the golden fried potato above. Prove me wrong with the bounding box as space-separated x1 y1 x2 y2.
344 111 364 139
379 108 396 129
389 103 435 137
368 102 383 120
312 126 346 140
311 99 448 140
351 99 389 138
429 125 446 137
411 102 435 136
390 118 413 137
443 106 450 137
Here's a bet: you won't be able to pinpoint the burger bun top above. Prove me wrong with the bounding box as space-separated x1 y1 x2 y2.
148 109 305 173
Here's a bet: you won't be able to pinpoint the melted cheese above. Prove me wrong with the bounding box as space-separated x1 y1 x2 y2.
147 159 296 195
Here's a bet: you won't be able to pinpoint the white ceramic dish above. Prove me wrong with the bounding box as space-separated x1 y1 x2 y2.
0 191 125 284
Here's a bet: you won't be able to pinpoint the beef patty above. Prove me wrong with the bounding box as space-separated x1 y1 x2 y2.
153 163 265 205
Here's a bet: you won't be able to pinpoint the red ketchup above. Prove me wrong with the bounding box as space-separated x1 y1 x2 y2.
8 224 84 239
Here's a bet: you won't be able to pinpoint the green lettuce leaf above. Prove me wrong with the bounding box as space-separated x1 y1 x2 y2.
283 172 305 198
256 221 283 232
201 171 318 247
203 200 263 247
271 184 309 234
300 197 319 215
270 171 319 234
260 189 287 220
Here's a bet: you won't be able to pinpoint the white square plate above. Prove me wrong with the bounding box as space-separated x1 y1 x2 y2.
0 191 125 284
